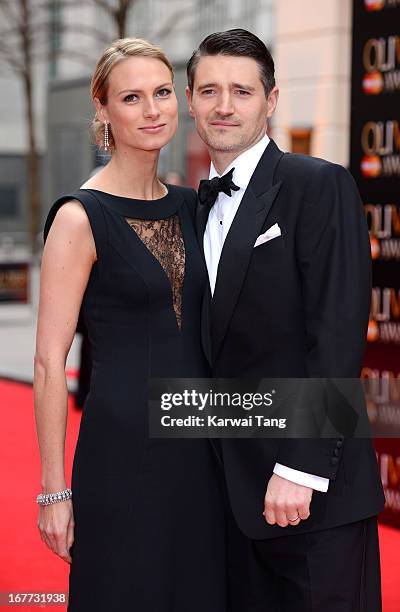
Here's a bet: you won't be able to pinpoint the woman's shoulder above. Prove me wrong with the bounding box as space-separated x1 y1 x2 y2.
43 190 106 246
49 198 88 226
44 197 92 243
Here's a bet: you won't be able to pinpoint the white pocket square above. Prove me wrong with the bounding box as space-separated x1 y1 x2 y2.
254 223 281 248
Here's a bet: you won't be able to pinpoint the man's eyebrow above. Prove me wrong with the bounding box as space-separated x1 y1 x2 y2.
232 83 256 92
196 82 256 92
117 82 172 95
196 82 218 90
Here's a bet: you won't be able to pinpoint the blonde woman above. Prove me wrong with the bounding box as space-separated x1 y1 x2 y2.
34 39 227 611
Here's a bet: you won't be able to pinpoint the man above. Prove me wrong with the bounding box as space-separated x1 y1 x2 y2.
185 29 385 611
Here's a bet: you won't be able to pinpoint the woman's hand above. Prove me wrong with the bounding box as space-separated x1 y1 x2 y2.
38 499 75 563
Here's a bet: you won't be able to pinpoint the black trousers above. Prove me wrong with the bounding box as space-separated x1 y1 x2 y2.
227 510 382 612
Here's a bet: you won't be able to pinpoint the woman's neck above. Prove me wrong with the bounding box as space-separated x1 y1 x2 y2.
85 146 166 200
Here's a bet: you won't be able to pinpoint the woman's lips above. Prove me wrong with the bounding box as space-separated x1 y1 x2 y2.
139 124 166 133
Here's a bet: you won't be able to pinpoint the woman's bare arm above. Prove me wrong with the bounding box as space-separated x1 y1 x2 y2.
34 199 96 561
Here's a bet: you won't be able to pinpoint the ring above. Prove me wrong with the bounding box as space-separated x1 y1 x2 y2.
288 514 300 522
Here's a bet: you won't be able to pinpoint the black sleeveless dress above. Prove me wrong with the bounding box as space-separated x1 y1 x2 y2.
43 186 227 612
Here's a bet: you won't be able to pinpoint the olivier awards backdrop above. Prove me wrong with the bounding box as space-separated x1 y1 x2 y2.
350 0 400 528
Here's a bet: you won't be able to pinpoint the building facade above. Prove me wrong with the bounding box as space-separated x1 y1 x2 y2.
1 0 354 244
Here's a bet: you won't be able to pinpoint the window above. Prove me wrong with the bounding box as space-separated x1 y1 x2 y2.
0 186 18 218
290 128 313 156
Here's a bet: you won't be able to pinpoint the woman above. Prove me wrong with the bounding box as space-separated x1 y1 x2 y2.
34 38 226 611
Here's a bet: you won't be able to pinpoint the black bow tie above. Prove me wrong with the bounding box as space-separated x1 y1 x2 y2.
198 167 240 209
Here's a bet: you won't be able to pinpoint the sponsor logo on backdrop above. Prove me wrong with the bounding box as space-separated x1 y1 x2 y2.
362 368 400 400
362 71 384 94
365 204 400 259
365 0 400 10
362 35 400 94
360 154 382 177
361 120 400 177
360 0 400 527
377 451 400 511
362 368 400 428
365 0 385 9
369 287 400 343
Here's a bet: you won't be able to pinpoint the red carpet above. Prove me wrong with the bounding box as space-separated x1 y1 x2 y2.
0 378 399 610
0 379 79 611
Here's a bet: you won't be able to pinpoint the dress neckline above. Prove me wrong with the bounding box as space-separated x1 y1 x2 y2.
79 185 183 220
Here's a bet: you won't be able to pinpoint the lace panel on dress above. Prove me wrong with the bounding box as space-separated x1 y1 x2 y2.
125 214 185 329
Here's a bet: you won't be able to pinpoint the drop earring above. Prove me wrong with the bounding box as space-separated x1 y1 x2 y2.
104 121 109 151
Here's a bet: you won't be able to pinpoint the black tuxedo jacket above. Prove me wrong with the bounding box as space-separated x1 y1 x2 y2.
196 139 385 540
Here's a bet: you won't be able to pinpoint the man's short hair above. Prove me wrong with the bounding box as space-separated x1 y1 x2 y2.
186 28 275 97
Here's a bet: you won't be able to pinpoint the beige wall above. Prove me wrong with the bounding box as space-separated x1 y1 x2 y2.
272 0 352 165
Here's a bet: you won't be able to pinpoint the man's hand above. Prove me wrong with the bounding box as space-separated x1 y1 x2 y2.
263 474 313 528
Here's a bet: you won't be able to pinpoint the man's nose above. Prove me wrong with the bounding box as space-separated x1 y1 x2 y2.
215 93 234 116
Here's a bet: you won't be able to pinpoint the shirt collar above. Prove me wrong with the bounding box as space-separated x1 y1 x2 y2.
208 134 270 190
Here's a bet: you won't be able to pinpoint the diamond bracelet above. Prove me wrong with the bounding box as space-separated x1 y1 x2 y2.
36 488 72 506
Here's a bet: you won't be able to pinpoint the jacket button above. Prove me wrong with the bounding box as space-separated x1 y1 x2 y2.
336 440 343 448
334 448 340 456
330 457 339 466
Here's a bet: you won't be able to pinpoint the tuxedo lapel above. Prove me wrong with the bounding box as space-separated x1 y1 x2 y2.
211 139 284 362
211 181 282 360
194 196 213 364
200 284 212 365
196 196 210 247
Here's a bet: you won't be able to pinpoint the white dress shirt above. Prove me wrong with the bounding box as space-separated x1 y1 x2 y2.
203 134 329 494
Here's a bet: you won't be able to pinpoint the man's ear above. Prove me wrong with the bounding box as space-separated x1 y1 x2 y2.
267 86 279 119
185 86 195 118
